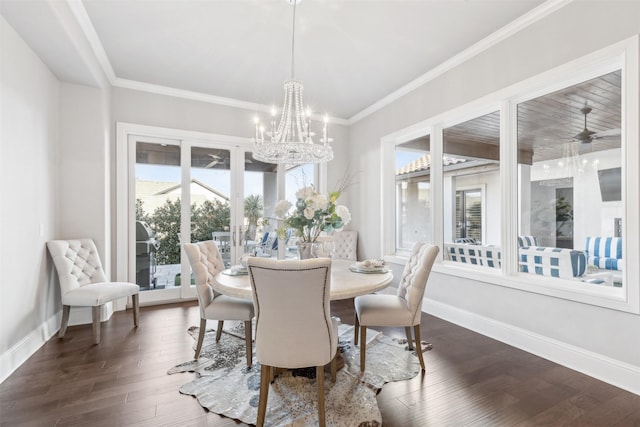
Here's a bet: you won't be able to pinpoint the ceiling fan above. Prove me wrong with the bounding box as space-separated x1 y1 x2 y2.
571 105 620 144
205 153 253 168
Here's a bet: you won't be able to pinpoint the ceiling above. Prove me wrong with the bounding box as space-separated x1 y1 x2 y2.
1 0 550 121
4 0 620 162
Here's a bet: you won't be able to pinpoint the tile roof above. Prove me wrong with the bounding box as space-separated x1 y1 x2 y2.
396 154 467 176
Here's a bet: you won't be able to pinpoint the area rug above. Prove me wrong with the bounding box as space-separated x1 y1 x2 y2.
168 321 432 426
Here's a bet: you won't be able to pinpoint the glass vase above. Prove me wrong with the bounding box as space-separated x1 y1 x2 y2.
297 241 322 259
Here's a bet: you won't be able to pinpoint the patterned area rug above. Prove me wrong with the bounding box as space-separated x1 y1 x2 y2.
168 321 432 426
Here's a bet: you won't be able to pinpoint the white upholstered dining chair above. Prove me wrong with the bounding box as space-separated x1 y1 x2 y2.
183 240 254 364
247 257 338 427
46 238 140 345
354 242 439 372
332 230 358 260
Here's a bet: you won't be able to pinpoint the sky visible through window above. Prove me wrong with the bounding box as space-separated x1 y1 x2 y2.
396 150 424 170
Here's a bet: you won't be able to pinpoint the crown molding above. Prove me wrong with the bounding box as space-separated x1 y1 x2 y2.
112 78 350 125
66 0 115 83
347 0 573 124
67 0 568 127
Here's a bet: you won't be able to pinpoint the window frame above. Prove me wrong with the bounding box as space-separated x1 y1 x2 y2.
380 36 639 313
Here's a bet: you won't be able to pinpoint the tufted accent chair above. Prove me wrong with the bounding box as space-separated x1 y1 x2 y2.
354 242 439 372
247 257 337 427
332 230 358 260
46 238 140 345
183 240 254 363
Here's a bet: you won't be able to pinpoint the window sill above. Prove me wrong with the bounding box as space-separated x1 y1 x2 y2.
384 254 635 313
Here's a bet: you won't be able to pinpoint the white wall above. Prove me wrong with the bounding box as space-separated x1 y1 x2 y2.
58 83 112 265
348 0 640 390
0 16 60 381
1 15 112 382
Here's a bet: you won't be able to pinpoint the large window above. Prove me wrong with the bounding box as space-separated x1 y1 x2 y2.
443 111 500 269
517 70 622 286
395 138 431 255
381 37 638 313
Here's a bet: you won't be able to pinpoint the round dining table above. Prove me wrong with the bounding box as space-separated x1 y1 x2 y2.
213 259 393 300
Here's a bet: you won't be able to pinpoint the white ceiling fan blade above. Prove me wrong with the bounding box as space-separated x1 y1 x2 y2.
205 160 219 168
593 128 621 138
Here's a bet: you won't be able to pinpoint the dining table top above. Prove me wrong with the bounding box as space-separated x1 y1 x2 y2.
213 258 394 301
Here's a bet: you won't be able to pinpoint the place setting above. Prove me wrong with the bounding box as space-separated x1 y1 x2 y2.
349 259 388 274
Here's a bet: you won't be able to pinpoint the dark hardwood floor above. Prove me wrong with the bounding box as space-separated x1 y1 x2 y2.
1 300 638 426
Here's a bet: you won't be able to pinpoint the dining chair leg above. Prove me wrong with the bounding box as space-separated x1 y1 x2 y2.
195 318 207 359
359 325 366 372
244 320 253 366
413 324 426 371
92 305 101 345
316 365 326 427
215 320 224 342
59 305 70 338
330 354 337 382
257 364 270 427
353 313 359 345
405 326 414 350
132 294 140 327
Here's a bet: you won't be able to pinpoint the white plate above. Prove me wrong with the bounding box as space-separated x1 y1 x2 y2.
349 265 388 274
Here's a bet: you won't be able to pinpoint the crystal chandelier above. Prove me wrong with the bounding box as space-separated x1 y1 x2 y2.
252 0 333 165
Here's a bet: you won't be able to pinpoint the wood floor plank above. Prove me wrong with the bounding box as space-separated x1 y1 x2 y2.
1 300 638 427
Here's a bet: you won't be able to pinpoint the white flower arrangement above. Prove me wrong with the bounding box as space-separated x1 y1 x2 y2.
275 186 351 243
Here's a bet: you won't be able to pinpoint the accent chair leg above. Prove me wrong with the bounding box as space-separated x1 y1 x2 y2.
413 324 426 371
59 305 70 338
92 305 101 345
195 318 207 359
215 320 224 342
405 326 414 350
257 364 270 427
359 325 366 372
132 294 140 327
316 365 326 427
244 320 253 366
353 313 359 345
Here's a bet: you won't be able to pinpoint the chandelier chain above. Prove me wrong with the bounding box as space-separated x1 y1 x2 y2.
291 2 296 79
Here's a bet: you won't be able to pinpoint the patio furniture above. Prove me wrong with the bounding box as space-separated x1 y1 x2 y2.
585 236 623 271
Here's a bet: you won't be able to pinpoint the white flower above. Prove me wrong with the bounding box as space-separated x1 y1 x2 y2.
304 207 315 220
335 205 351 225
296 186 316 200
307 194 328 211
274 200 292 218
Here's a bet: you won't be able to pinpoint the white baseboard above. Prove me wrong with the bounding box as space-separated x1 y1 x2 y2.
0 303 116 384
0 312 60 384
423 297 640 396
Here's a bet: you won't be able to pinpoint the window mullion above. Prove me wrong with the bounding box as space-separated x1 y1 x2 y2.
501 100 518 276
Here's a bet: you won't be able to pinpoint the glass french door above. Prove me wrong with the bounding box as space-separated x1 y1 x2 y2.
129 134 277 303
